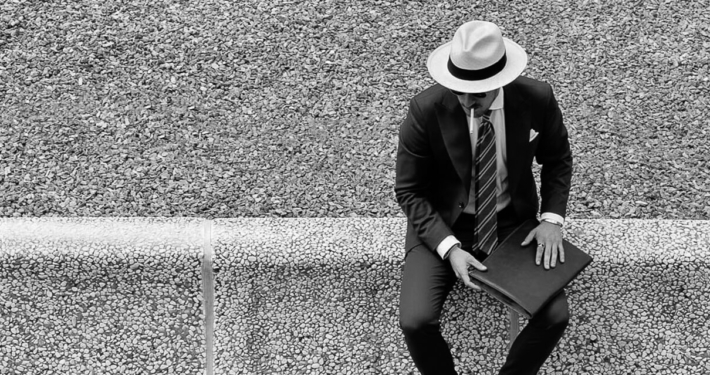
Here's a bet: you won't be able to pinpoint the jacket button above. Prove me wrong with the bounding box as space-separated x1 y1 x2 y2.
458 202 464 208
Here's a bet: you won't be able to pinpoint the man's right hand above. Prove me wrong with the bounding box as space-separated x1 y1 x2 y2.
448 246 487 290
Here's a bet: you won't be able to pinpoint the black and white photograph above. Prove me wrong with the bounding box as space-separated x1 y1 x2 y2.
1 0 708 374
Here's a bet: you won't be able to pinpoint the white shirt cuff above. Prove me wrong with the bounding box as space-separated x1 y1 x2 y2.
436 235 461 259
540 212 565 226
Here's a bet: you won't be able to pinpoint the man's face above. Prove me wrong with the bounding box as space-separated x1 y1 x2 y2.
452 89 499 118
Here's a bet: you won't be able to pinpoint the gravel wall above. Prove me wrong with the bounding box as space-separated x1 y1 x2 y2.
1 0 708 219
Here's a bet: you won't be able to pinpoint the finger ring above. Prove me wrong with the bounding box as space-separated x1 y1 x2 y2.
537 243 545 247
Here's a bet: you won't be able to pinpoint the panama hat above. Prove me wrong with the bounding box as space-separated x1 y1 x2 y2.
427 21 528 93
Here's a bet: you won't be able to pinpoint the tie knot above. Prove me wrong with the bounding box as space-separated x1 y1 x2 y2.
482 110 492 123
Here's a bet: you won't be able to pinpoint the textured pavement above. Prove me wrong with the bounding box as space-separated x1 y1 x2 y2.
0 218 206 375
1 218 709 374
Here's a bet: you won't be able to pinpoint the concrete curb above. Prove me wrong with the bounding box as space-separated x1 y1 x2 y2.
1 218 709 374
0 217 207 374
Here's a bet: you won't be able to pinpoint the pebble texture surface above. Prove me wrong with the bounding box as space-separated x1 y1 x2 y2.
213 218 710 375
1 218 708 374
0 218 206 375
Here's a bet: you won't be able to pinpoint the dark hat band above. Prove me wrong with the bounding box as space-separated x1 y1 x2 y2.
447 53 507 81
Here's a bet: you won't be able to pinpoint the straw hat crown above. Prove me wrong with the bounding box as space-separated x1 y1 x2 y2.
427 21 528 93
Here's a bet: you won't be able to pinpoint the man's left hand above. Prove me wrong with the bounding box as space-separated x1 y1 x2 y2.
521 222 565 269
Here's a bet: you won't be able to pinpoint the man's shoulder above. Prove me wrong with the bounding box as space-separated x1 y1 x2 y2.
505 76 553 98
412 84 449 105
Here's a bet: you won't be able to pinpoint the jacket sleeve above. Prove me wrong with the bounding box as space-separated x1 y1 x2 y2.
535 86 573 218
394 98 453 251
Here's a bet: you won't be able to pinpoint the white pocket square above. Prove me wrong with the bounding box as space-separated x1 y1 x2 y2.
529 129 539 142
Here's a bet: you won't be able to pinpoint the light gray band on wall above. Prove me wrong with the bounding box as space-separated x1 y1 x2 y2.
201 220 215 375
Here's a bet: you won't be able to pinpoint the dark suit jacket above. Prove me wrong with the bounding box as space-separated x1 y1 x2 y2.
395 76 573 252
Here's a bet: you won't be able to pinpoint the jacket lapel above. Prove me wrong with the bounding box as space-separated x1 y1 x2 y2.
436 94 472 191
503 84 532 192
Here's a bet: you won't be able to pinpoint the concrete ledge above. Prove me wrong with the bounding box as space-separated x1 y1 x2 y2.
212 218 405 375
212 219 710 375
0 218 207 375
1 218 709 374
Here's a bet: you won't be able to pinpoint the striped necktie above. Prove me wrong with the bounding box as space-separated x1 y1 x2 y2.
474 111 498 254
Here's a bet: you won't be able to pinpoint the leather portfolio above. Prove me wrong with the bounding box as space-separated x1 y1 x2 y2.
468 219 592 319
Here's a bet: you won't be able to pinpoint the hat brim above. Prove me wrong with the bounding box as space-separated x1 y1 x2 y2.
427 38 528 93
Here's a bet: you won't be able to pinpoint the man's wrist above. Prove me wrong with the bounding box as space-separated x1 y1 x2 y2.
443 244 461 260
437 236 461 259
541 218 563 227
540 212 564 227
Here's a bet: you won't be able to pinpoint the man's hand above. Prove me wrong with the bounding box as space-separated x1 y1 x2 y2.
448 246 487 290
521 222 565 269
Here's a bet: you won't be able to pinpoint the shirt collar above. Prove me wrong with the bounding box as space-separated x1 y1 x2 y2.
490 87 504 110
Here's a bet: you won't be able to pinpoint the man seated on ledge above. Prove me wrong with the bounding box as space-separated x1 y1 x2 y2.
395 20 573 375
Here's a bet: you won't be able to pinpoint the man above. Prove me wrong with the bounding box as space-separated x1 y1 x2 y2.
395 21 573 375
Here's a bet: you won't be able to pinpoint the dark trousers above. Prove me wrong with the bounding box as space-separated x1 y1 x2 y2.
399 207 569 375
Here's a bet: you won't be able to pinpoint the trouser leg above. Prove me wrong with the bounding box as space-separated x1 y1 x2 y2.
498 291 570 375
399 244 458 375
